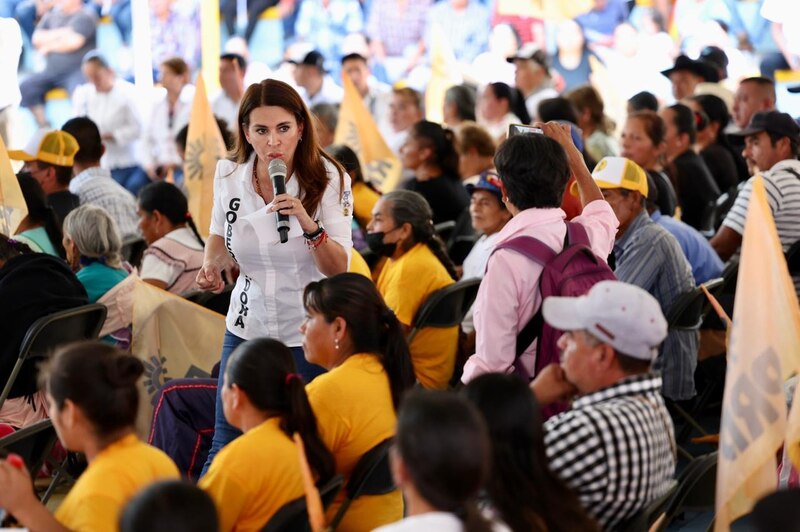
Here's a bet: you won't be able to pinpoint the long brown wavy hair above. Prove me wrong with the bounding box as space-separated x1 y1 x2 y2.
230 79 344 216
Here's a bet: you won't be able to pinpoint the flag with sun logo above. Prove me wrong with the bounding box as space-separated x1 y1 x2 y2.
334 72 402 192
127 277 225 437
184 75 227 238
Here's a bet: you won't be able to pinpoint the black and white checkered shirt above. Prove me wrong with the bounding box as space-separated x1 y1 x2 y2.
544 373 676 530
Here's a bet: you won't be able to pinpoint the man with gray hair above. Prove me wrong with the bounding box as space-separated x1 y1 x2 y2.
532 280 676 530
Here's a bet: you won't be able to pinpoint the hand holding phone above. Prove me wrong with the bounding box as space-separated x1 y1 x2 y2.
508 124 544 137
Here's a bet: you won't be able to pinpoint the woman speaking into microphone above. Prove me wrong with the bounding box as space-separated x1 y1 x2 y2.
196 79 352 471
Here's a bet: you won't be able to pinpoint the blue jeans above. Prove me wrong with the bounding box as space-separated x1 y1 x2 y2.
200 329 326 477
110 166 149 196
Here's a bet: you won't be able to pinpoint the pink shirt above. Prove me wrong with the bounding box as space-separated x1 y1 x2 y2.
461 200 618 382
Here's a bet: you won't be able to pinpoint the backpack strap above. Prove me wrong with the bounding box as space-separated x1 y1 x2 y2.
566 221 590 247
493 235 558 266
491 232 565 369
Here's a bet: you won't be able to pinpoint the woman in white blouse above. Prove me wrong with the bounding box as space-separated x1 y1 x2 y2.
195 78 353 474
73 52 147 195
141 57 195 189
137 181 205 294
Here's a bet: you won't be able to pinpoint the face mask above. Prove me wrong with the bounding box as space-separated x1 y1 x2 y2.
366 231 398 257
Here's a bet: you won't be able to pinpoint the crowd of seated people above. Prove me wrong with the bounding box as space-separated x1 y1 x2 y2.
2 1 800 529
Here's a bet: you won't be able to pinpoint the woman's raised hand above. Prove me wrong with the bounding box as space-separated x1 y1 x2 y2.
269 194 317 234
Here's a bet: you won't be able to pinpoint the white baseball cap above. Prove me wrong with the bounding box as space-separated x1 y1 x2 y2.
542 281 668 361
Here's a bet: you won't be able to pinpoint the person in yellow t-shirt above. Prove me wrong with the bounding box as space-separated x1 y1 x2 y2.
328 144 382 232
199 337 336 532
366 190 460 389
349 247 372 279
301 273 416 532
0 342 179 532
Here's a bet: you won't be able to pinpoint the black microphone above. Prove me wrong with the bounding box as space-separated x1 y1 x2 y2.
268 158 290 243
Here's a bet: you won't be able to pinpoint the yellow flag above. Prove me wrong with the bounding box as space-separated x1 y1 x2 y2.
293 433 325 532
495 0 592 19
334 72 402 192
185 75 227 238
200 0 221 92
0 135 27 235
715 176 800 530
130 278 226 437
424 23 462 125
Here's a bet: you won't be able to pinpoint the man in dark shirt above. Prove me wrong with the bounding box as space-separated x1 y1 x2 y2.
19 0 97 128
9 129 80 223
660 103 720 231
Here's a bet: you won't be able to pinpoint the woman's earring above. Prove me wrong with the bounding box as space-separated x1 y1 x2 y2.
334 338 340 350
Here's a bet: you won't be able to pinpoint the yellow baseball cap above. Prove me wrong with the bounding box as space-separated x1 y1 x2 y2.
570 156 648 197
8 129 79 167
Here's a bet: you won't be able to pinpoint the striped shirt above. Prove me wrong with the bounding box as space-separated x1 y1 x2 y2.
545 373 676 530
722 159 800 294
613 212 698 401
69 167 140 241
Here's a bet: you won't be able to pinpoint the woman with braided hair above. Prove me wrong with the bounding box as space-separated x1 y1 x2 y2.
137 181 205 294
366 189 459 389
301 273 415 531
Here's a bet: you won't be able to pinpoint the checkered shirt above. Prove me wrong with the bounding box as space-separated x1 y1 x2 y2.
544 373 676 530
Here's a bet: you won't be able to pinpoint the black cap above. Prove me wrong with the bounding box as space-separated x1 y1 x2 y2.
661 55 720 83
733 111 800 141
299 50 326 72
700 46 728 74
506 43 549 75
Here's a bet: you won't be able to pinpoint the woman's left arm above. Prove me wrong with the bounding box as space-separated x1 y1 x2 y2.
271 170 353 277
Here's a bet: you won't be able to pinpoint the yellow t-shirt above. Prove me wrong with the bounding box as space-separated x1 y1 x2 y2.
349 249 372 279
352 181 380 230
306 354 402 532
54 434 179 532
377 243 457 389
199 417 305 532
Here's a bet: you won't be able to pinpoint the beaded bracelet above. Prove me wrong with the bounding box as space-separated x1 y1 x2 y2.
306 230 328 251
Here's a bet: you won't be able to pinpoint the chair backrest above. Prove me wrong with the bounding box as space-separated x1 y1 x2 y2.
698 200 718 238
121 237 147 269
183 285 234 316
0 419 58 479
0 303 108 409
720 260 739 296
449 235 479 266
407 278 482 344
699 277 724 316
619 480 678 532
327 438 395 531
319 474 345 509
665 287 705 330
346 437 395 499
714 188 739 230
661 451 718 528
260 496 309 532
786 239 800 276
433 220 456 245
